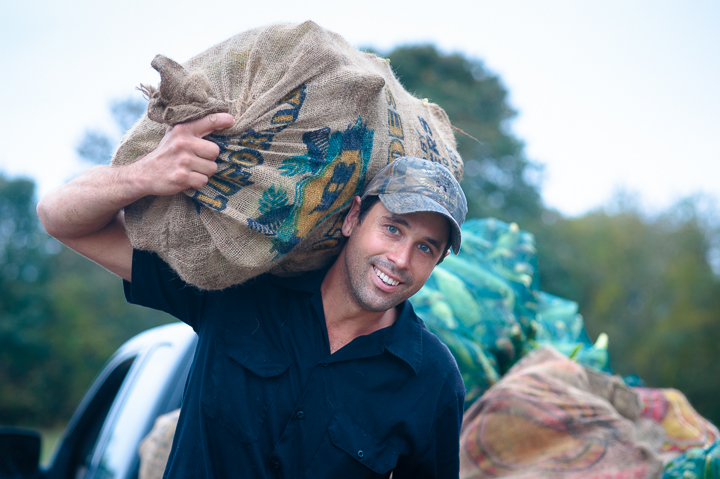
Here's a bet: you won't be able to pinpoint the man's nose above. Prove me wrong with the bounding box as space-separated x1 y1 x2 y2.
388 241 412 269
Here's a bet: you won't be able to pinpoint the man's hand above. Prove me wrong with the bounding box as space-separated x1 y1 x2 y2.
37 113 235 281
129 113 235 197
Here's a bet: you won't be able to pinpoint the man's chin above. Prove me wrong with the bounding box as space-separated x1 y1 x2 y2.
356 289 410 313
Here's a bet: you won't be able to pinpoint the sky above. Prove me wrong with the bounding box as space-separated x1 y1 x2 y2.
1 0 718 217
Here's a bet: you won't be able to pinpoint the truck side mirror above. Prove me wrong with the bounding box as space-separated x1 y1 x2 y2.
0 427 42 479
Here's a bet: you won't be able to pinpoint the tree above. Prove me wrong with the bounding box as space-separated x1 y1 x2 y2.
533 196 720 426
0 174 57 424
382 45 543 224
0 96 170 427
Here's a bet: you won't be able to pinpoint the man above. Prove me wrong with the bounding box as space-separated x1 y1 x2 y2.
38 113 468 478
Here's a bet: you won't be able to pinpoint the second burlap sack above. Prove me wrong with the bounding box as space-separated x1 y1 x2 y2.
112 21 463 290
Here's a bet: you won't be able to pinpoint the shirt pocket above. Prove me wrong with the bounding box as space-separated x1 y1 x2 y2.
202 333 291 444
304 410 400 478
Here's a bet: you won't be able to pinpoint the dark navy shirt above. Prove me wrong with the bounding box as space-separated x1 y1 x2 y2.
124 249 465 479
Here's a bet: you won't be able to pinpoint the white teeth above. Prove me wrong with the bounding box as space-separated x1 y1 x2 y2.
374 266 399 286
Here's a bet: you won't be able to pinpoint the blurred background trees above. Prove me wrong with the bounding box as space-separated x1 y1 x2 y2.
0 98 172 426
1 44 718 429
383 45 543 224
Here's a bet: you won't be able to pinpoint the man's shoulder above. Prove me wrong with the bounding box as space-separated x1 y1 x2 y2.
214 267 325 299
414 320 465 396
262 267 329 294
419 327 460 370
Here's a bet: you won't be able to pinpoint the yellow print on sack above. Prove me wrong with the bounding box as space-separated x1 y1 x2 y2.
310 215 345 251
192 84 307 212
388 110 404 139
270 85 306 127
268 118 373 255
229 50 249 70
385 86 405 163
388 139 405 161
385 85 397 109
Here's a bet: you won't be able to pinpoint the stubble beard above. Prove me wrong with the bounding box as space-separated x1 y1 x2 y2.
342 247 413 313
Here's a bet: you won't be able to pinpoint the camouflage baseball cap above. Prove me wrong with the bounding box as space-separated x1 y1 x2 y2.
361 157 468 254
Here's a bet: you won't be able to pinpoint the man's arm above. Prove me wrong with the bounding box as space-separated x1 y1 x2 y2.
37 113 235 281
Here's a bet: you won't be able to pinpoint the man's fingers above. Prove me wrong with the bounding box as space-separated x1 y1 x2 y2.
186 171 213 190
191 157 219 178
183 113 235 139
191 139 220 161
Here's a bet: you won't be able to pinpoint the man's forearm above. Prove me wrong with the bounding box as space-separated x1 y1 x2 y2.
38 113 234 239
37 163 146 240
36 113 234 280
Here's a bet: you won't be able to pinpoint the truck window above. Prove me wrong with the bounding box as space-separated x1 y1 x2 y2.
62 357 136 479
94 344 183 479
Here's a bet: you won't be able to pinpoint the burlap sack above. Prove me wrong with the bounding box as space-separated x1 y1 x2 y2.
138 409 180 479
634 387 719 464
459 347 664 479
112 21 463 290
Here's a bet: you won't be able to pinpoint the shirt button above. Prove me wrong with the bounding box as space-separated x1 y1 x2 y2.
357 450 364 458
271 459 281 470
296 410 305 419
321 362 328 367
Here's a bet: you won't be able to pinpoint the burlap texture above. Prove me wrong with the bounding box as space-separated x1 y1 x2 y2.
459 347 664 479
138 408 180 479
112 21 463 290
634 387 719 464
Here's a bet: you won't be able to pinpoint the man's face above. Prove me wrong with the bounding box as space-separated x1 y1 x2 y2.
339 197 450 313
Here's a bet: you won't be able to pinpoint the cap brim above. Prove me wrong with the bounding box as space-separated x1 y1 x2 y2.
378 193 462 254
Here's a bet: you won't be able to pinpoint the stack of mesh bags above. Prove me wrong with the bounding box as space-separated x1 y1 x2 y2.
410 218 609 406
412 219 720 478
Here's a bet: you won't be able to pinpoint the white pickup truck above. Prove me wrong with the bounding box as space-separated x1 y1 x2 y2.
0 323 197 479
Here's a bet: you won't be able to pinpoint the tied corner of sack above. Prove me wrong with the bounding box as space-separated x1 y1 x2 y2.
138 54 230 126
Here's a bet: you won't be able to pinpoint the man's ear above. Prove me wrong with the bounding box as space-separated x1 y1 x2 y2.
342 196 362 237
436 249 451 265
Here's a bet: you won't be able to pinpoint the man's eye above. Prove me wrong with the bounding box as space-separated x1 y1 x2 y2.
419 244 431 254
387 225 399 234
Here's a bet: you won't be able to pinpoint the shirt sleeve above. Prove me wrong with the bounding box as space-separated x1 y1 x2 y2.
123 249 206 331
394 392 465 479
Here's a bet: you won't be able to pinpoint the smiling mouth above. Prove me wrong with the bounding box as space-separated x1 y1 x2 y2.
373 266 400 286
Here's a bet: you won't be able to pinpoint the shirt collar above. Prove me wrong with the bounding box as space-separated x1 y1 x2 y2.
272 268 424 375
383 300 424 375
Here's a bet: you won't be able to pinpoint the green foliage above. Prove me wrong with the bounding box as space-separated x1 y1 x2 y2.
0 173 55 425
380 45 543 224
532 197 720 426
1 149 170 427
0 175 173 427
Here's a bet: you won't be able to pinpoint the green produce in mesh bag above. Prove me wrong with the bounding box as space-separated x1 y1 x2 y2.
410 218 610 406
533 291 611 373
662 440 720 478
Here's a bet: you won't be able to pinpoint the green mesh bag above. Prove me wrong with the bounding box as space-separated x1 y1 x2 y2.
410 218 610 406
662 440 720 479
